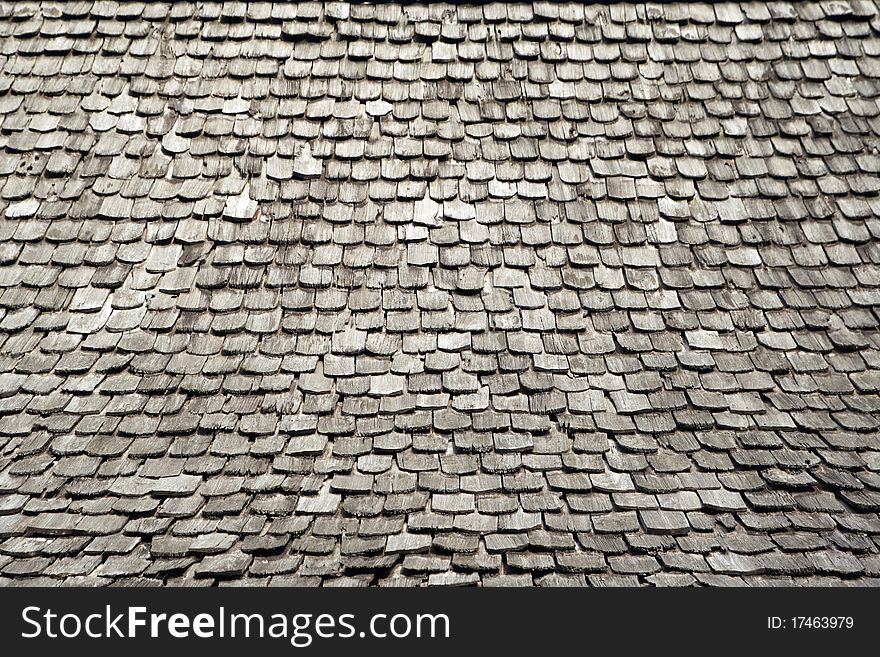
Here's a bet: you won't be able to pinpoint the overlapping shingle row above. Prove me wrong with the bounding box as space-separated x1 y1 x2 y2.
0 1 880 586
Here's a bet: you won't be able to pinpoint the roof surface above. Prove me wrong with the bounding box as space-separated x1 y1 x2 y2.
1 1 880 587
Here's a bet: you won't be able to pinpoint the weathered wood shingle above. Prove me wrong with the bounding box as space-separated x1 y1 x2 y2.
0 1 879 587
